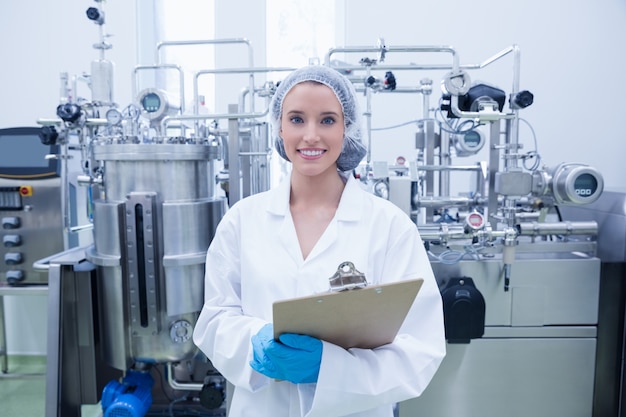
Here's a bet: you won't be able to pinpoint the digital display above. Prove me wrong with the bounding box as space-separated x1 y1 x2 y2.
463 131 481 148
574 173 598 196
0 134 50 168
0 127 59 178
142 93 161 112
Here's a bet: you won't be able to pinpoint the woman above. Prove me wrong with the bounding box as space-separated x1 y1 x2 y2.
192 65 445 416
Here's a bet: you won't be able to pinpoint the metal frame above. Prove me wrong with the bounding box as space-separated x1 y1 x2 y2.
44 247 120 417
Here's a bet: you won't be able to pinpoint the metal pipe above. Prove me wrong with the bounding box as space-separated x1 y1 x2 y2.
157 39 255 115
161 108 268 130
416 164 483 172
36 118 108 127
439 130 451 197
413 196 476 208
325 45 459 68
193 66 295 115
353 86 431 94
364 66 373 164
166 363 202 392
195 66 296 75
517 221 598 236
417 220 598 243
507 45 522 170
326 45 520 73
478 45 517 69
68 224 94 233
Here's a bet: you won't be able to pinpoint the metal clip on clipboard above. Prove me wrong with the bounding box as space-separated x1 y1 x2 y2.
328 261 368 292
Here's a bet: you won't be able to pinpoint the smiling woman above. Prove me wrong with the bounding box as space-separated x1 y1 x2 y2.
279 81 344 177
192 64 445 416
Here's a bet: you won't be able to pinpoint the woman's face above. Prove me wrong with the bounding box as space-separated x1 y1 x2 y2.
280 81 344 178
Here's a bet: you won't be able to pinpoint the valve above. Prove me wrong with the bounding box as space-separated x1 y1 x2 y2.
39 125 59 145
56 103 82 123
510 90 534 109
383 71 396 90
86 7 105 25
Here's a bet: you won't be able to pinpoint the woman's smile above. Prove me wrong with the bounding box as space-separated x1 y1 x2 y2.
298 148 326 159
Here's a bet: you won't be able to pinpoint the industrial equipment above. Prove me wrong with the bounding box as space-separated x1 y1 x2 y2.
40 3 290 416
324 42 605 417
0 127 90 285
37 3 614 417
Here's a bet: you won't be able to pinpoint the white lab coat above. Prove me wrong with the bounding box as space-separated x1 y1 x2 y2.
193 172 446 417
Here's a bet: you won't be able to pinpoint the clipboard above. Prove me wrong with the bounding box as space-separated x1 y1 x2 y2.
272 278 423 349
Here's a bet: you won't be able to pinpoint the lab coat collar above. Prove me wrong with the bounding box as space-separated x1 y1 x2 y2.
266 171 364 223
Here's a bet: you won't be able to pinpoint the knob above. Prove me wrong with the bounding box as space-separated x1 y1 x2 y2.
5 252 23 265
6 270 25 285
86 7 105 25
3 235 22 247
56 103 82 123
511 90 534 109
383 71 396 90
39 125 59 145
2 217 21 229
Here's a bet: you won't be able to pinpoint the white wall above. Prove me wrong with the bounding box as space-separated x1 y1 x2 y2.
0 0 624 355
0 0 137 127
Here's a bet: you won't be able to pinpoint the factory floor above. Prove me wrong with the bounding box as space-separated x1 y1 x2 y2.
0 355 46 417
0 355 103 417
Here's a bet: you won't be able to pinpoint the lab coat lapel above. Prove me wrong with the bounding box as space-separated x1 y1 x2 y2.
267 176 304 265
305 175 363 263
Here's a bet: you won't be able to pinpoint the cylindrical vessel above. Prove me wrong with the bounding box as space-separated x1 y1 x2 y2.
86 143 226 370
91 60 115 104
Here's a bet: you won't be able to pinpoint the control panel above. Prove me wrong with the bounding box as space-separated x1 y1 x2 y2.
0 182 66 285
0 127 65 285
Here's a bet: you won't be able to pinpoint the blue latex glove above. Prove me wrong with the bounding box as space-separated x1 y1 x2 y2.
250 324 285 380
250 324 323 384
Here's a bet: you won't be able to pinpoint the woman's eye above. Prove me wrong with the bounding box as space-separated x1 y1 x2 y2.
321 117 336 125
290 116 304 124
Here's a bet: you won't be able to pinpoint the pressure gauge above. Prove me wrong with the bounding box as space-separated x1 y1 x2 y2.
465 211 485 231
372 180 389 200
105 108 123 126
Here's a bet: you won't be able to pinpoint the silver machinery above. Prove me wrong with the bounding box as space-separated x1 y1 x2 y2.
40 4 291 417
0 127 90 285
38 4 614 416
323 43 605 417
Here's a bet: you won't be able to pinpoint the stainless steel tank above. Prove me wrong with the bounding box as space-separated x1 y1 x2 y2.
86 142 225 370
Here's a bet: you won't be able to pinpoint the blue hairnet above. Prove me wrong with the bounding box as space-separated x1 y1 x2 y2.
270 65 367 172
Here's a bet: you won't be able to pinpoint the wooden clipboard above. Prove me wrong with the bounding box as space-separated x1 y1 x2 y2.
272 278 423 349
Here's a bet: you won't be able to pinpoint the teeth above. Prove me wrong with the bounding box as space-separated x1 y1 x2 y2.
300 149 324 156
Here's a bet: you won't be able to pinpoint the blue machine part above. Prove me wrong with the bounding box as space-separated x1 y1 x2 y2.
102 369 154 417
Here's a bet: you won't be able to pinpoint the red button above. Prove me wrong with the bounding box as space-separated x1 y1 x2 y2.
19 186 32 196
